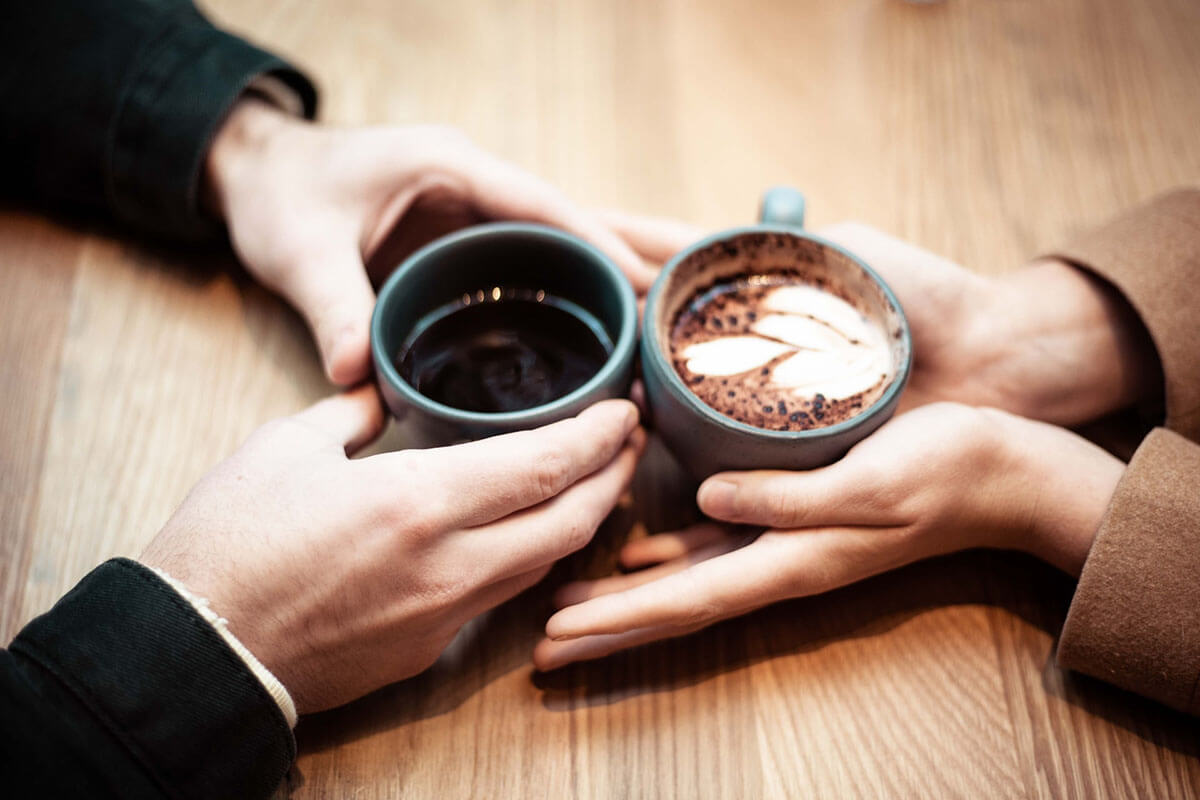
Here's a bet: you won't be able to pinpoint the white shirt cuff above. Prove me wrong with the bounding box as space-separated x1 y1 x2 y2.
246 74 306 117
147 567 298 728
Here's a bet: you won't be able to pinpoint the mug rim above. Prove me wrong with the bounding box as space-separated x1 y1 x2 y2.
371 222 638 426
642 224 913 442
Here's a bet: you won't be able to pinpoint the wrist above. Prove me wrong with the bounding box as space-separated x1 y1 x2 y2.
991 409 1124 575
145 565 298 727
203 96 297 222
962 259 1161 425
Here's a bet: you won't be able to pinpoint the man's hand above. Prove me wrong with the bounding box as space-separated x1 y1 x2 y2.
205 98 686 386
141 388 644 712
533 402 1122 670
816 223 1162 424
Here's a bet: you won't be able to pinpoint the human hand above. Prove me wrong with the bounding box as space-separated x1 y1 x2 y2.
534 402 1122 669
141 387 644 712
816 223 1161 424
205 98 693 385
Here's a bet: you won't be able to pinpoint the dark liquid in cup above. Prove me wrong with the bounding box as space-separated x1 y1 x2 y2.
397 289 612 413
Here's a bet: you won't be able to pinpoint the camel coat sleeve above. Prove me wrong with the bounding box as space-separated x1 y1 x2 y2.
1047 188 1200 715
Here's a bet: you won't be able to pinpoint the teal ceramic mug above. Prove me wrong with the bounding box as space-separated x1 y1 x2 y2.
640 187 912 478
371 223 637 446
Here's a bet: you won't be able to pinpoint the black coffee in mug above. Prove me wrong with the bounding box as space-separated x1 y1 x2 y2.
396 287 613 413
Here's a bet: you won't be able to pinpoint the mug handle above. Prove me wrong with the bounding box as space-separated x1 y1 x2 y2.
758 186 806 228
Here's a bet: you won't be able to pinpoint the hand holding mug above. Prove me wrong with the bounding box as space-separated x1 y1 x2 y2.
205 98 671 386
534 403 1122 670
814 223 1162 423
142 387 644 712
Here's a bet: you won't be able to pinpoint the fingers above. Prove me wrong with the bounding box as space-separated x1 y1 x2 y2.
696 467 892 529
618 522 737 568
455 428 646 582
534 621 704 671
544 535 786 641
594 209 706 265
544 526 921 644
380 399 640 527
272 240 377 386
448 148 661 293
537 525 928 670
554 535 746 608
290 384 387 453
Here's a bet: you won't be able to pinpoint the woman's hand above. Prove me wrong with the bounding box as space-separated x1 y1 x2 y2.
816 223 1161 424
205 98 693 385
534 402 1122 670
141 388 644 712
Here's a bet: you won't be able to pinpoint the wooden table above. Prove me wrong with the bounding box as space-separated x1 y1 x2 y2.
3 0 1199 796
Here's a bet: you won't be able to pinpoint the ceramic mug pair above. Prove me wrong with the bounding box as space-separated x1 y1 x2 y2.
370 188 912 477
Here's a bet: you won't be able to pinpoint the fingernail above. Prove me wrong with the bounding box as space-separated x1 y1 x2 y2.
545 615 577 641
627 427 647 451
326 326 363 383
586 400 637 432
698 479 738 517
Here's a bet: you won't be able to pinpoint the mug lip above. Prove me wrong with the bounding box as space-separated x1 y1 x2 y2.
371 221 638 425
642 224 913 441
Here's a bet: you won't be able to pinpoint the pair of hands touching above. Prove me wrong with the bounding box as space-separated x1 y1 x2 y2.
143 99 1158 712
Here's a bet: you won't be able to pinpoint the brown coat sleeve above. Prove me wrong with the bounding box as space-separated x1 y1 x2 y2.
1047 188 1200 714
1057 429 1200 714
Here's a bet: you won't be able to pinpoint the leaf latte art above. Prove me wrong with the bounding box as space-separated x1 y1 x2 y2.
670 275 894 431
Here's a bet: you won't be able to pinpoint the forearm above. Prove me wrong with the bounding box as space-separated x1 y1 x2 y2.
0 0 314 239
2 559 294 799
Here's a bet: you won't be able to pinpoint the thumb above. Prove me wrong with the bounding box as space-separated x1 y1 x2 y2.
290 384 386 454
275 241 377 386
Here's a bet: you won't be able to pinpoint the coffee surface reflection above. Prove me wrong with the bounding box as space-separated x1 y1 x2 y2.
397 288 612 413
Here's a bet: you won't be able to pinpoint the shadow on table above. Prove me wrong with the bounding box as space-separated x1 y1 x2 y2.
536 549 1198 755
295 438 1199 763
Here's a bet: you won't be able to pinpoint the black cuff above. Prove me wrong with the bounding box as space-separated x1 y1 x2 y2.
10 558 295 800
108 7 317 240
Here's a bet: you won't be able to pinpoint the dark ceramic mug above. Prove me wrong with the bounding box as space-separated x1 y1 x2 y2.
371 223 637 446
640 187 912 478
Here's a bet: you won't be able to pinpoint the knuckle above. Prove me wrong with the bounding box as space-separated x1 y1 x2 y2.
386 449 424 480
531 447 573 500
848 461 905 515
423 568 474 610
560 515 597 554
763 481 804 525
869 479 907 514
389 494 447 542
928 403 1003 466
674 580 720 626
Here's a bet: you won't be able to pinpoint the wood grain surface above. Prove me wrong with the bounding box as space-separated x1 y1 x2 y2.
3 0 1199 797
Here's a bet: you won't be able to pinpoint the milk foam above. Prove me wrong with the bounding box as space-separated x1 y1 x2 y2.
679 284 890 403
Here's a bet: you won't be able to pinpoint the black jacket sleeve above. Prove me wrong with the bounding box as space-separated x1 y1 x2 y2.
0 0 316 239
1 559 295 799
